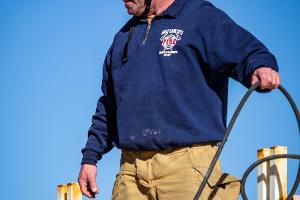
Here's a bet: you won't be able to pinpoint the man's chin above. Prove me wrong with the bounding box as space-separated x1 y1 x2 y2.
127 9 143 16
126 9 135 15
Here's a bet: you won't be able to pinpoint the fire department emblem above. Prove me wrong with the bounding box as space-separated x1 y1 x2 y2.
159 29 184 56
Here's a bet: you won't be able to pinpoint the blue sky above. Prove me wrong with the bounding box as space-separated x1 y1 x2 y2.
0 1 299 200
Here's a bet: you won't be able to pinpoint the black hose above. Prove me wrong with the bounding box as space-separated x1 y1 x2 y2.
193 82 300 200
240 154 300 200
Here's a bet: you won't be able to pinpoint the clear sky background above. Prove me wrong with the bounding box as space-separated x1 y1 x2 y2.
0 1 299 200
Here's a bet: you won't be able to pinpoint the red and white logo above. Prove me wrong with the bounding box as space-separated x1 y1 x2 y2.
159 29 184 56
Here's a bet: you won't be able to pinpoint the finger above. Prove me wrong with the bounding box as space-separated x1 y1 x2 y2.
271 70 277 89
79 181 93 198
78 178 93 198
259 74 267 89
260 70 273 89
88 175 99 194
87 184 96 198
274 71 281 88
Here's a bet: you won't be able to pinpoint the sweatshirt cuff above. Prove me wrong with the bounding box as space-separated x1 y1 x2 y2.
81 149 102 166
244 57 278 88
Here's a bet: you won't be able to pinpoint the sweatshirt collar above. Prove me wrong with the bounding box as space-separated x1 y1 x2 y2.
133 0 189 22
159 0 189 18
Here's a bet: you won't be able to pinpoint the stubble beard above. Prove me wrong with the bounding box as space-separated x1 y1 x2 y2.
124 0 146 16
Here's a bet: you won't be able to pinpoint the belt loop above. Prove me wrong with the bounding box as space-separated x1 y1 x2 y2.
133 152 139 177
186 146 195 167
186 145 191 152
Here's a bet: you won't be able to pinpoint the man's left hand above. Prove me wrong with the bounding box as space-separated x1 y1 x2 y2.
251 67 280 89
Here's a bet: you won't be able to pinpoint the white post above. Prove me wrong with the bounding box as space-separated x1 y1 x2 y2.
57 184 68 200
257 146 288 200
67 183 82 200
258 148 271 200
57 182 82 200
269 146 287 200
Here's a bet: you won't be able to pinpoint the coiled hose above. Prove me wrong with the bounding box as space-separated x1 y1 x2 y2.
193 82 300 200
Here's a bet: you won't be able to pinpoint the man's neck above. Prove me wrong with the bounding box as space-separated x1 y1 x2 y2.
146 0 175 23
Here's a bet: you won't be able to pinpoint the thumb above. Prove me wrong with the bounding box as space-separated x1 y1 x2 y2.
251 72 259 86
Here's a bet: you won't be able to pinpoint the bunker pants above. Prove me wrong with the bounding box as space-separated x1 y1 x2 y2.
112 143 240 200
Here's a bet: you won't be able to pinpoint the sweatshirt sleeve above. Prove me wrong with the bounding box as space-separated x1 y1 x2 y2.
81 46 117 165
204 5 278 88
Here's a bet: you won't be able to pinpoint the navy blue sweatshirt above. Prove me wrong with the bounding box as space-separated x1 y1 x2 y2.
81 0 278 165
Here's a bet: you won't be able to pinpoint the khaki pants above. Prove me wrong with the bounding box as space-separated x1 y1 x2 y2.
112 143 240 200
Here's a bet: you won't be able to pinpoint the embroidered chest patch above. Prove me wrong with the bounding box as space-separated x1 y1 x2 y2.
159 29 184 57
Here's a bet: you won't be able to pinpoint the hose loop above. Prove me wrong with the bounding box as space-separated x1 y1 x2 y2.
193 82 300 200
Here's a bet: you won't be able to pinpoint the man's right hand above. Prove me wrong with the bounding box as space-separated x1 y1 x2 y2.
78 164 100 198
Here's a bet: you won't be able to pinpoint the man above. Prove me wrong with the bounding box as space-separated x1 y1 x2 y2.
78 0 280 199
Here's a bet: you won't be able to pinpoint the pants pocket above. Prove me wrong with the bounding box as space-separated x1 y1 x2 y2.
187 147 240 200
192 166 214 200
193 166 241 200
112 173 124 199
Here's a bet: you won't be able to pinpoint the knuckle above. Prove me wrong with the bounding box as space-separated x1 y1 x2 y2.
78 176 85 183
259 73 268 80
269 75 274 81
261 76 273 84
